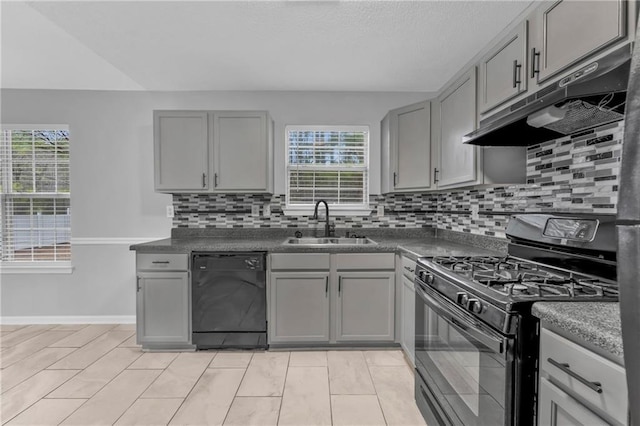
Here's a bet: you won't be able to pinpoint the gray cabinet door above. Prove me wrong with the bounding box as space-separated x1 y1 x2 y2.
136 271 190 345
479 21 528 113
380 112 394 194
538 377 606 426
336 272 395 342
437 68 478 188
213 111 272 193
269 273 330 343
154 111 209 192
401 275 415 366
534 0 627 83
392 101 432 191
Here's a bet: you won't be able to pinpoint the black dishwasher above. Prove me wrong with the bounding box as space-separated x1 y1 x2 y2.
192 252 267 349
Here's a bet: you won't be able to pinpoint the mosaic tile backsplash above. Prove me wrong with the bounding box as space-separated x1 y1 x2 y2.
173 121 623 239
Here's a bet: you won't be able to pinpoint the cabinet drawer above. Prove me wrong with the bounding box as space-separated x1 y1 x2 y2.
401 256 417 280
137 253 188 271
336 253 395 270
270 253 331 270
540 328 627 424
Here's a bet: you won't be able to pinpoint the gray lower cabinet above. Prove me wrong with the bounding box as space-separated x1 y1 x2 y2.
538 377 607 426
336 272 395 342
401 275 415 366
269 272 330 343
537 327 627 425
269 252 395 346
136 253 191 349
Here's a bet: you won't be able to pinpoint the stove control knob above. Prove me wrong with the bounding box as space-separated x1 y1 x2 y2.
422 272 434 285
456 292 469 306
467 299 483 314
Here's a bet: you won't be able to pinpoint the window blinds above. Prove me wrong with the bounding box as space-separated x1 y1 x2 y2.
0 128 71 262
286 127 369 206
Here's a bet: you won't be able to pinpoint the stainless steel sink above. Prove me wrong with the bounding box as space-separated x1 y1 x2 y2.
283 237 377 246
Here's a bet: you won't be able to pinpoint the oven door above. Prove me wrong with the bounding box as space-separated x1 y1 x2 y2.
415 280 514 426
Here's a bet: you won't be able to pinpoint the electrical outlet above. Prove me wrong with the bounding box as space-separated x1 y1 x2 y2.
471 205 479 220
251 205 260 216
263 203 271 217
377 205 385 217
166 205 174 218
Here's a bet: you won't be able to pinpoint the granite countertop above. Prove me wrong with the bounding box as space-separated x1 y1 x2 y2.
532 302 623 361
130 228 506 259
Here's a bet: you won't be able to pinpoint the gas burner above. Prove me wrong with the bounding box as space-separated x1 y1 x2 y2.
427 254 618 301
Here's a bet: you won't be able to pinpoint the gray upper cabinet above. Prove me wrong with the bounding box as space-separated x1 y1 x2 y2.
532 0 627 83
154 110 273 193
479 21 528 114
213 111 273 192
436 68 479 188
154 111 209 192
380 112 394 194
335 272 395 342
269 272 331 343
381 101 432 193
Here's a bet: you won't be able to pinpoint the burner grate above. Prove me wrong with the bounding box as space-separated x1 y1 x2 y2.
429 255 618 300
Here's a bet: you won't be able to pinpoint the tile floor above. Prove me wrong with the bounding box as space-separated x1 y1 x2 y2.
0 324 427 426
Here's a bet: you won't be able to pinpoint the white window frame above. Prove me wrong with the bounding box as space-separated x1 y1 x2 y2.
284 125 371 216
0 124 73 274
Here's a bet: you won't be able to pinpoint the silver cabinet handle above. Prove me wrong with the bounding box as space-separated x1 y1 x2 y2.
393 172 397 187
214 173 218 187
325 277 329 296
433 168 439 184
338 276 342 294
531 48 540 78
404 266 415 273
202 172 206 188
512 59 522 88
547 358 603 394
136 276 141 292
151 261 170 264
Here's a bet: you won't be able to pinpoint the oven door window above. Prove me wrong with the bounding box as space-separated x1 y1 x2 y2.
415 284 512 426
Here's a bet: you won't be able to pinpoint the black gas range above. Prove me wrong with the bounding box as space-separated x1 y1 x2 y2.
414 214 618 426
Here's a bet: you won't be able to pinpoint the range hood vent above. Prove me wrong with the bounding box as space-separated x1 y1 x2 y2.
464 44 631 147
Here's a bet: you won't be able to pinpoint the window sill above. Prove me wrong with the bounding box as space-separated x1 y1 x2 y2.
0 263 75 275
283 206 373 217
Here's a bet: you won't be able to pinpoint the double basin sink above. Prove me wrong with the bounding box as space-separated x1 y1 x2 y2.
283 237 377 246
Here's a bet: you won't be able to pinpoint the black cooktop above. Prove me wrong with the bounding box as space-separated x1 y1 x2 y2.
428 255 619 300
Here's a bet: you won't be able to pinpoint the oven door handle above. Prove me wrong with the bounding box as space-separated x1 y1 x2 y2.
416 284 506 354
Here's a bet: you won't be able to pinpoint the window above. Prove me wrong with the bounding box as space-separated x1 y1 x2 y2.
286 125 369 213
0 126 71 265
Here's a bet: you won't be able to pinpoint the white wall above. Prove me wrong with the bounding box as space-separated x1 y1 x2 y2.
0 89 428 320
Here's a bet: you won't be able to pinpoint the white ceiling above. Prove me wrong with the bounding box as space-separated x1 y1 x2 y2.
1 0 534 92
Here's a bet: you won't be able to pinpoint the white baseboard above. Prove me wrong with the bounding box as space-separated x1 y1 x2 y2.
0 315 136 325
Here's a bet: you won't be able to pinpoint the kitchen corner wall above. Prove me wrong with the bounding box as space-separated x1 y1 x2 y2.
173 120 623 239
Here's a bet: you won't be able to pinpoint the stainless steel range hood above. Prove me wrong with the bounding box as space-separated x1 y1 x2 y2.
464 44 632 147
